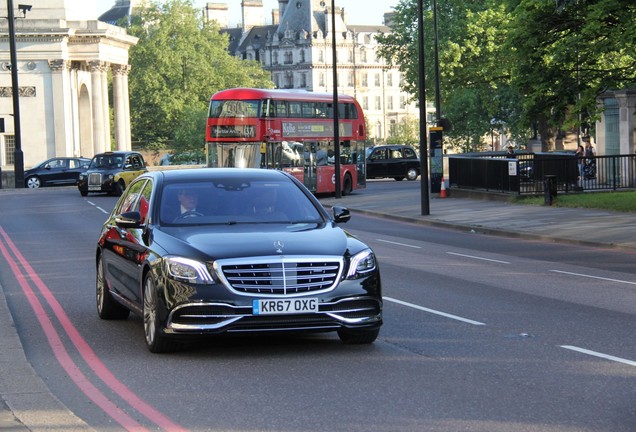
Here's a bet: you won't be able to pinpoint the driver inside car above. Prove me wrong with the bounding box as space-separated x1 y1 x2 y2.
177 188 199 218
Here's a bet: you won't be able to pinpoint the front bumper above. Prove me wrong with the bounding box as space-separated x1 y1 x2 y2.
165 296 382 335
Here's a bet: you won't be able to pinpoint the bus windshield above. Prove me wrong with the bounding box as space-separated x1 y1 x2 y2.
209 100 260 118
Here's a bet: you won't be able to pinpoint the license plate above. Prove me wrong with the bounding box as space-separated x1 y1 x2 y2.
253 298 318 315
88 186 101 191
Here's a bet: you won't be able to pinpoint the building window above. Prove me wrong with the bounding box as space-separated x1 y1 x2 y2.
348 50 353 62
400 96 406 109
285 73 293 88
376 121 382 138
318 50 324 62
387 73 393 87
300 50 305 63
362 96 369 110
273 52 279 65
360 47 367 63
361 73 368 87
319 72 325 87
375 73 381 87
389 119 397 135
347 71 354 87
300 73 307 88
387 96 393 110
4 135 14 165
375 96 381 110
284 51 293 64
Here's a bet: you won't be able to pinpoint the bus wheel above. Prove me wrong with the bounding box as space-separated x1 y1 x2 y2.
342 174 353 196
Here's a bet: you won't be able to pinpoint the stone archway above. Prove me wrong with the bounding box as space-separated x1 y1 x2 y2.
78 84 93 157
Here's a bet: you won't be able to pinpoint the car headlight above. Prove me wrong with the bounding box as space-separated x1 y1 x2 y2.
79 174 85 180
346 249 376 279
106 174 114 180
165 257 214 284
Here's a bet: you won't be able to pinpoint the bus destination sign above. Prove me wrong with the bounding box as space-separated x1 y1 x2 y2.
210 124 256 139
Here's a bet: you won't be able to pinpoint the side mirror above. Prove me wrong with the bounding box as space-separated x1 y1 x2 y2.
332 206 351 223
115 211 142 229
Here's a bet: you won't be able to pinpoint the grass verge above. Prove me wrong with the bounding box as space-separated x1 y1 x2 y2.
513 191 636 213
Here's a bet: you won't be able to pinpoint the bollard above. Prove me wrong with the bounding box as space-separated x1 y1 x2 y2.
543 175 557 205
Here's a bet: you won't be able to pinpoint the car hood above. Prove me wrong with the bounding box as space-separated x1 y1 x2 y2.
153 223 350 259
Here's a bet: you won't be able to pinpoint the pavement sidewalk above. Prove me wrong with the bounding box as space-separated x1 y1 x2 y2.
319 188 636 250
2 187 635 431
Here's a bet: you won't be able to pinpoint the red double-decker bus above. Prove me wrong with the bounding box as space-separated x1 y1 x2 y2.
205 88 366 194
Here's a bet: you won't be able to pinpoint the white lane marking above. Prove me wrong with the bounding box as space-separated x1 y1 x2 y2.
87 200 109 215
560 345 636 367
375 239 422 249
384 296 486 326
447 252 510 264
550 270 636 286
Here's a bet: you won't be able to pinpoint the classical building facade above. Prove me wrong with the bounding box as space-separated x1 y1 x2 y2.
596 89 636 156
207 0 421 143
0 0 137 175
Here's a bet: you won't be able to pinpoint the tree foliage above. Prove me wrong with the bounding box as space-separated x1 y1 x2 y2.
386 116 420 146
125 0 272 153
377 0 635 152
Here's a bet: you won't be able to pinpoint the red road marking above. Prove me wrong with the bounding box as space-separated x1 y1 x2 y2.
0 227 187 432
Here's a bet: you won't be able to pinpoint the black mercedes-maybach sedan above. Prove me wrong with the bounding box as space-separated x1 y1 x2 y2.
96 168 382 352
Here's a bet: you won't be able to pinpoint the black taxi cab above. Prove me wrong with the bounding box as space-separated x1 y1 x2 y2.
78 151 147 196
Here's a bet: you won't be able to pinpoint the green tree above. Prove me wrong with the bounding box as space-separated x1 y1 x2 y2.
377 0 520 150
126 0 272 154
386 116 420 146
504 0 636 150
377 0 635 152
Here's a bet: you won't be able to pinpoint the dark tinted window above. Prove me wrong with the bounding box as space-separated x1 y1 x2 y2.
403 147 417 158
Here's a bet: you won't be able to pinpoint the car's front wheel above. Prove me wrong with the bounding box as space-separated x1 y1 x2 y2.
25 176 41 188
337 328 379 344
96 256 130 320
143 274 174 353
114 180 126 196
406 168 418 181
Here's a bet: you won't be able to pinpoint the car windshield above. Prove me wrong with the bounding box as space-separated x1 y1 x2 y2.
160 178 324 226
90 155 123 169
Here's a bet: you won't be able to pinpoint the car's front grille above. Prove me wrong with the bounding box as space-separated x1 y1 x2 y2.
214 256 344 297
88 173 102 187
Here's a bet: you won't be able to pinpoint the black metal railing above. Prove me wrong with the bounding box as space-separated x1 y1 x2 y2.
448 153 636 195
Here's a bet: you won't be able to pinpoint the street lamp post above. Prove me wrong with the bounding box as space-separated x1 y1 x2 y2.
417 0 430 215
320 0 341 198
330 0 341 198
6 0 27 188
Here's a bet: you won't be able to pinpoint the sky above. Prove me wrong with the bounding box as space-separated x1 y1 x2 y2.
95 0 400 26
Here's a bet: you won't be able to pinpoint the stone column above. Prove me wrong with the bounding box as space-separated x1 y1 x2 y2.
101 62 111 151
112 64 132 151
616 90 636 154
88 61 108 154
48 59 73 157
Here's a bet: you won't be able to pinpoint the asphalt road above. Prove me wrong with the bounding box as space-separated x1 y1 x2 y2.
0 183 635 431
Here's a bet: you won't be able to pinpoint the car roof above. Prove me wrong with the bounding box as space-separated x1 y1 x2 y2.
93 151 142 157
370 144 414 148
145 168 290 183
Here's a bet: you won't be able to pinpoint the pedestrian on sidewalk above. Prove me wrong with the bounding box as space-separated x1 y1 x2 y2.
575 144 585 185
506 145 516 158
